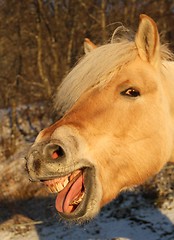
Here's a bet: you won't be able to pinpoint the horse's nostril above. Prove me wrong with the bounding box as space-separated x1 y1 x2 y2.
51 145 65 160
45 143 66 161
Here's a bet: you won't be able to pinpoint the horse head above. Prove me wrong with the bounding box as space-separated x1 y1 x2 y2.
26 15 174 222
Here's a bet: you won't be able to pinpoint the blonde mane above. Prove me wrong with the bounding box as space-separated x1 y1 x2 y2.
54 30 173 117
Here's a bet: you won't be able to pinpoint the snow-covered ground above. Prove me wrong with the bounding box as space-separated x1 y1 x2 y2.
0 191 174 240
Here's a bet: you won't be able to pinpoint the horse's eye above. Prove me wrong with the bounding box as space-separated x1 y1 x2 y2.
120 88 140 97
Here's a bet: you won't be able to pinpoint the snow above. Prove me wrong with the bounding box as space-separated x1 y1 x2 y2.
0 192 174 240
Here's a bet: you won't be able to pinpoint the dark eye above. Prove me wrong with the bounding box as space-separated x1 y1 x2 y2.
120 88 140 98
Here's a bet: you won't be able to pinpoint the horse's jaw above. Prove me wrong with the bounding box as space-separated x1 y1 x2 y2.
43 164 102 222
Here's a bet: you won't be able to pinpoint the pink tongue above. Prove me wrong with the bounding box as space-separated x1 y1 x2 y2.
55 174 83 213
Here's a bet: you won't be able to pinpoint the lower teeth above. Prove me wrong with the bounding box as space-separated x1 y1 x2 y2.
70 192 84 205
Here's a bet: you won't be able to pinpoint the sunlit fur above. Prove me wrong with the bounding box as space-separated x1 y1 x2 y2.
27 15 174 221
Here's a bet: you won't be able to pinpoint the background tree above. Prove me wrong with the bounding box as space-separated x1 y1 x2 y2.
0 0 174 109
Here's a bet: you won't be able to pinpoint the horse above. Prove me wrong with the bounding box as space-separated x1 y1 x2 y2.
26 14 174 222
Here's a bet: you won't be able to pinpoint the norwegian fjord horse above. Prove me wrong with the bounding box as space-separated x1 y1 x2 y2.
27 15 174 222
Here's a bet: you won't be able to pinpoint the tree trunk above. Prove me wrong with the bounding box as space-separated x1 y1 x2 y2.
101 0 107 43
36 0 52 98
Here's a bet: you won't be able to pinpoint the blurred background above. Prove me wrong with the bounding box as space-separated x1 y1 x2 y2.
1 0 174 109
0 1 174 239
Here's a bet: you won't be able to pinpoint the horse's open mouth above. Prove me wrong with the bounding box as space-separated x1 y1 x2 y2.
43 168 86 216
36 149 99 221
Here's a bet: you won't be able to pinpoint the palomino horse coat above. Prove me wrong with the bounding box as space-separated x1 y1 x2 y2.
27 15 174 222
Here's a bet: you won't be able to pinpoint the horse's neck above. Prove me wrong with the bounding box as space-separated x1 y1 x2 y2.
163 61 174 163
163 61 174 112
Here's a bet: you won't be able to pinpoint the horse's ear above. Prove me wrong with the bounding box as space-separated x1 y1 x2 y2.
135 14 160 66
84 38 97 54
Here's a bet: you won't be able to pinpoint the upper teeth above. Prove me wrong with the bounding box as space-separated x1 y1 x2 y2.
56 182 64 192
44 176 70 193
63 178 69 187
43 170 82 194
